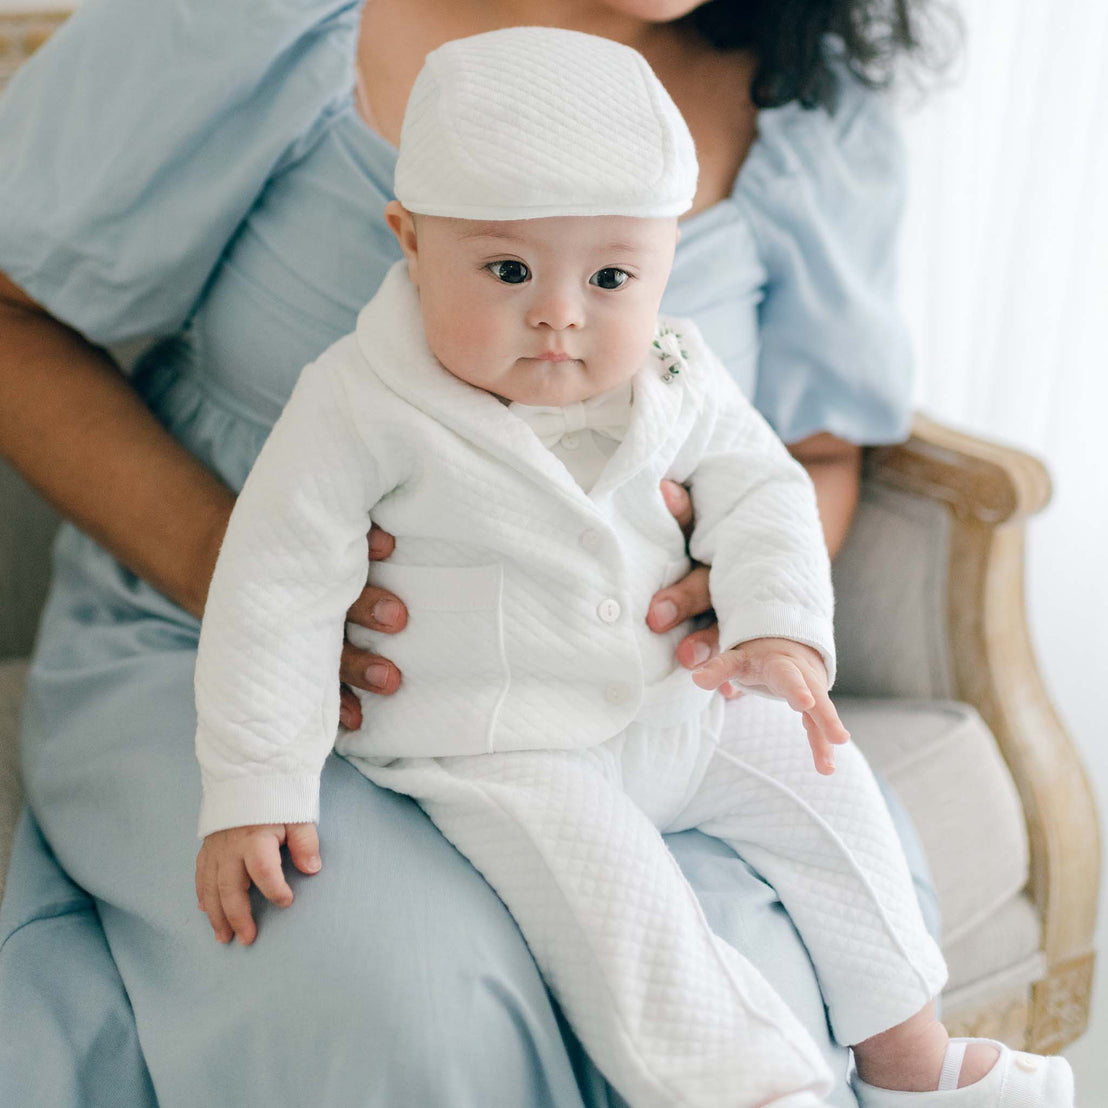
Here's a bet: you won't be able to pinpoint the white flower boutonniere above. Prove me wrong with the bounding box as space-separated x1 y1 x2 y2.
652 324 688 384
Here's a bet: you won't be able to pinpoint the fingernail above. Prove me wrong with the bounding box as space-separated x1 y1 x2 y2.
307 855 321 872
652 599 677 628
365 662 390 688
373 598 400 627
690 641 711 666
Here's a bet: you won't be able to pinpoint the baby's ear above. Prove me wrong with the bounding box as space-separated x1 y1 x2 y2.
385 201 420 285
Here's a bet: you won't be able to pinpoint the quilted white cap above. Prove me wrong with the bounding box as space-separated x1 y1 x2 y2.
393 27 698 220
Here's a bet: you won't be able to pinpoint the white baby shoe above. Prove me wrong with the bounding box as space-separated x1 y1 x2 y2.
851 1037 1074 1107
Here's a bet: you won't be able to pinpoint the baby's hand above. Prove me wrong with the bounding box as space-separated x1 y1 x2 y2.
195 822 321 946
692 637 850 775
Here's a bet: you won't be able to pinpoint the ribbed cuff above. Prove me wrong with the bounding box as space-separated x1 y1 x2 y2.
718 604 837 688
198 773 320 838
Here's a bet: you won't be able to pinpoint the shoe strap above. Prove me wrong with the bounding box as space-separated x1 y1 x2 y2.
938 1040 968 1092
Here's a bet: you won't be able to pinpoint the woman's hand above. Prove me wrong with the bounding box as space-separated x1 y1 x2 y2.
649 480 743 698
337 524 408 730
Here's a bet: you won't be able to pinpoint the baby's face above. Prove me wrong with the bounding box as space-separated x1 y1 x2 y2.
386 204 678 406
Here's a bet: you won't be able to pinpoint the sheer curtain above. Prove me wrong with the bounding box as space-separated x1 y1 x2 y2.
896 1 1107 1089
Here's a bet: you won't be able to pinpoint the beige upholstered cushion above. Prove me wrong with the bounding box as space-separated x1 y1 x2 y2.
943 894 1044 1005
840 698 1031 946
833 483 956 701
0 658 26 903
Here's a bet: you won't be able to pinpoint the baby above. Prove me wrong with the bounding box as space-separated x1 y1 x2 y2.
193 27 1073 1108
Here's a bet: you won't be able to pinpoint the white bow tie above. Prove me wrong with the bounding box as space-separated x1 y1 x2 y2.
509 381 633 449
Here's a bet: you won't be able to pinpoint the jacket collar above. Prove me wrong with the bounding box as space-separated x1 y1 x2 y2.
356 263 700 505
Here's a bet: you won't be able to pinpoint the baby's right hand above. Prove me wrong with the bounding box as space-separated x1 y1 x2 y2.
195 822 321 946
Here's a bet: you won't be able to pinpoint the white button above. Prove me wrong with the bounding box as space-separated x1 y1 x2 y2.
561 432 580 450
1014 1055 1039 1072
580 529 602 552
605 683 630 705
597 598 621 623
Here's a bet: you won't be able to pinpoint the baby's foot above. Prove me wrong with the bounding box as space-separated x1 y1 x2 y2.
948 1042 1001 1088
853 1016 969 1092
852 1037 1074 1106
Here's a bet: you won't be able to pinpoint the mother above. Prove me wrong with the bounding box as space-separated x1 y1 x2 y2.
0 1 944 1105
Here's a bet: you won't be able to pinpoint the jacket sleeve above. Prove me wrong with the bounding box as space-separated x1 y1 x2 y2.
195 352 383 836
683 332 837 685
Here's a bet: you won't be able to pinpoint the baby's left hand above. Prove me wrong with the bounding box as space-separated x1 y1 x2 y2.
692 638 850 775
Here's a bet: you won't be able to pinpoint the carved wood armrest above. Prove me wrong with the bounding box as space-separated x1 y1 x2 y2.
869 413 1100 1049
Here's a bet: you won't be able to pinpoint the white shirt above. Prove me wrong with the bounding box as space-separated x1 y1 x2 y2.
509 381 631 492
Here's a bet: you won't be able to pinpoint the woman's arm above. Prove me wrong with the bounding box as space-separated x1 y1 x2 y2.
786 431 863 560
0 269 235 620
0 268 406 712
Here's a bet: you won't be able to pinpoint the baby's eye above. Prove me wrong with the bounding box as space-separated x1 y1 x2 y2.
487 260 530 284
590 268 630 290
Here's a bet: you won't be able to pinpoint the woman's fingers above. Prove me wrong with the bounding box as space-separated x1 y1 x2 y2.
660 479 694 534
341 584 406 707
339 685 363 730
674 625 718 670
647 564 713 632
285 822 322 876
367 524 395 562
339 645 401 700
346 585 408 634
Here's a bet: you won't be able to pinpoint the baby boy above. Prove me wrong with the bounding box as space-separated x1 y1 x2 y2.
193 27 1072 1108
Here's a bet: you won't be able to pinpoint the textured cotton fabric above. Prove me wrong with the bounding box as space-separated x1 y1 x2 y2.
393 27 698 219
363 696 948 1106
196 266 835 833
0 1 923 1104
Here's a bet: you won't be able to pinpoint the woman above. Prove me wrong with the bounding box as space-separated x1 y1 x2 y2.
0 1 945 1104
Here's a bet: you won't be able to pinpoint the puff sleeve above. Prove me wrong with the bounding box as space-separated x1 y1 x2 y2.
0 0 359 346
736 72 914 444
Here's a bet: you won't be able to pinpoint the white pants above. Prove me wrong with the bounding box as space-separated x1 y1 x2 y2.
356 694 948 1108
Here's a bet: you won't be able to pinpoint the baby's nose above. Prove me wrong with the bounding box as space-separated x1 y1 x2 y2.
526 289 583 331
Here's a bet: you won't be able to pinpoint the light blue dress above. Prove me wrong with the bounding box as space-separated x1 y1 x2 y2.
0 3 933 1105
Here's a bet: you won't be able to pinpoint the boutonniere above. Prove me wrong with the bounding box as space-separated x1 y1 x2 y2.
652 324 688 384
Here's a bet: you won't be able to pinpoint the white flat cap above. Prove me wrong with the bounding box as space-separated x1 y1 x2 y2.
393 26 698 220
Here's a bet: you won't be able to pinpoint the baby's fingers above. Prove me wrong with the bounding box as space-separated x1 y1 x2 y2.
200 859 233 944
763 657 815 713
806 689 851 747
285 822 322 876
803 713 837 776
244 837 294 910
217 858 258 946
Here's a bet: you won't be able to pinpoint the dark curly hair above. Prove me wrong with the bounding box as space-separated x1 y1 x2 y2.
682 0 960 111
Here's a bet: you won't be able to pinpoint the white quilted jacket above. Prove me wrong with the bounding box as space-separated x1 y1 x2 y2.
195 263 834 836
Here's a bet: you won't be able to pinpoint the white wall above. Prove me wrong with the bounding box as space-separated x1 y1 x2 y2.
897 4 1107 1101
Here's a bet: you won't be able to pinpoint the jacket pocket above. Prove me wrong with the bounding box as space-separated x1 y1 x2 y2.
343 562 510 757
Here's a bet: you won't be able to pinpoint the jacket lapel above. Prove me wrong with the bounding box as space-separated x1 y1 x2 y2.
589 328 702 502
356 264 590 505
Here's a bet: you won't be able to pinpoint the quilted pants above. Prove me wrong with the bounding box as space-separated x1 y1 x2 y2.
356 694 948 1108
